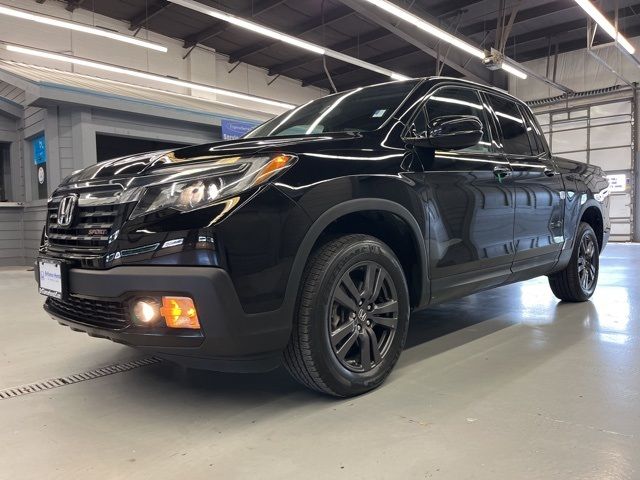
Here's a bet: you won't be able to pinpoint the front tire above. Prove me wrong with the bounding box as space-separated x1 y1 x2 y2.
548 222 600 302
283 234 410 397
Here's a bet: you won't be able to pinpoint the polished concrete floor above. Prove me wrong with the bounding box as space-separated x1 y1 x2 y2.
1 244 638 479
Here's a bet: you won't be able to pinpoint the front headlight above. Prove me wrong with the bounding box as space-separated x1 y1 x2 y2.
130 153 296 218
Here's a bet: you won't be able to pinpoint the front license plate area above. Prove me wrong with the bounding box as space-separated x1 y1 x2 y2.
38 258 67 299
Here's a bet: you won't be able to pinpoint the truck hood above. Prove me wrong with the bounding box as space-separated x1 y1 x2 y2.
64 133 367 184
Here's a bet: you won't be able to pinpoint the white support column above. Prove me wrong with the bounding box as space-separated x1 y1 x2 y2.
71 108 96 169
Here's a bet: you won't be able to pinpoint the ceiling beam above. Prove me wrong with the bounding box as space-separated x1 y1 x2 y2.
182 0 287 49
513 22 640 63
228 5 354 63
430 0 486 18
182 22 227 48
268 28 392 76
301 45 421 87
337 0 497 86
461 0 578 40
504 3 640 51
265 0 492 78
228 0 485 64
65 0 85 12
128 0 170 31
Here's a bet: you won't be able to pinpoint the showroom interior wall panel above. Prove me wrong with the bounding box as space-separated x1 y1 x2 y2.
22 205 46 266
0 81 25 204
509 37 640 101
89 109 218 150
514 36 640 242
0 109 17 139
535 97 635 241
57 108 74 181
0 0 326 117
0 107 24 266
0 207 24 266
0 81 25 105
23 105 46 201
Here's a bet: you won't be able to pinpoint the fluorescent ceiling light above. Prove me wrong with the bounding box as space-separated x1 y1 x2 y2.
5 45 294 109
166 0 410 81
0 5 167 52
167 0 324 55
574 0 635 54
361 0 530 81
361 0 485 59
501 62 527 80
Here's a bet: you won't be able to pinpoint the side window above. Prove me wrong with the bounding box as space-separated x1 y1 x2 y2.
521 106 547 156
485 94 533 156
409 107 428 136
423 87 492 152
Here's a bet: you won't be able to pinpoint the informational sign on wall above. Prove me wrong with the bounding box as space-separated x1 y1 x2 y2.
221 119 259 140
606 174 627 192
32 134 47 165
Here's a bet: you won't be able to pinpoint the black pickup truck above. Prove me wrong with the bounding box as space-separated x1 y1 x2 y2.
36 77 610 396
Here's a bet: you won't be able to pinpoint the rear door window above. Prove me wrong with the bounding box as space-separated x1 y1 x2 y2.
520 106 547 156
485 94 533 156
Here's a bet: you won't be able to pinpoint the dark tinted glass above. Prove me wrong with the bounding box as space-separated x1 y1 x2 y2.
423 87 491 152
521 107 546 155
246 80 419 138
486 94 532 155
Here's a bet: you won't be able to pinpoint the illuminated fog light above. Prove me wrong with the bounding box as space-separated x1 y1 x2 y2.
132 298 161 325
160 296 201 329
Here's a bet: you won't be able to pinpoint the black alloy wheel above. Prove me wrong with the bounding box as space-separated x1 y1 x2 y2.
329 261 399 373
548 222 600 302
577 234 597 293
283 234 410 397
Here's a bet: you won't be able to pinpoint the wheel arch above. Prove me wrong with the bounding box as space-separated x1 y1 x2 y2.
580 204 604 252
283 199 429 318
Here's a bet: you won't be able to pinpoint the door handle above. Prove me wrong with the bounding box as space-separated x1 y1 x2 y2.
544 168 560 177
493 166 511 180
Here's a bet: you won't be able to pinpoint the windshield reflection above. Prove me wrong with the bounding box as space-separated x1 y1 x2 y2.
245 80 420 138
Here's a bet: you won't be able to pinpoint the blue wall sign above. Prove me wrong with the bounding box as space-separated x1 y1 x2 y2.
221 119 259 140
32 134 47 165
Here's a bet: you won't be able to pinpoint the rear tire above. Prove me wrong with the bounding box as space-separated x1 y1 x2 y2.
548 222 599 302
283 234 410 397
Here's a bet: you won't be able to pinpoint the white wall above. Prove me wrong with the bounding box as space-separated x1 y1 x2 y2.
0 0 327 116
510 37 640 101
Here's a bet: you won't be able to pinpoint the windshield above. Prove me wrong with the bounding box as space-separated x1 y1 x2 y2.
245 80 420 138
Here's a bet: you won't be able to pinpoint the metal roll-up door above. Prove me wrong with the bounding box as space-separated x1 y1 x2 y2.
535 98 634 242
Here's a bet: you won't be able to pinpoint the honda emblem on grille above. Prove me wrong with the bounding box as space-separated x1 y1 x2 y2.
57 194 79 227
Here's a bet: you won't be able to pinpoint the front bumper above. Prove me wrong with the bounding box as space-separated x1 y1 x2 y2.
40 265 291 372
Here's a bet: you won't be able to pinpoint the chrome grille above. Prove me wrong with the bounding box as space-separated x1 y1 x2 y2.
47 203 120 252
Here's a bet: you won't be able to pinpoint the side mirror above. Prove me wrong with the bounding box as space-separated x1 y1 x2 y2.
405 115 483 150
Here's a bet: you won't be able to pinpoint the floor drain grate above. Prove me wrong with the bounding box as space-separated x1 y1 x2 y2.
0 357 161 400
